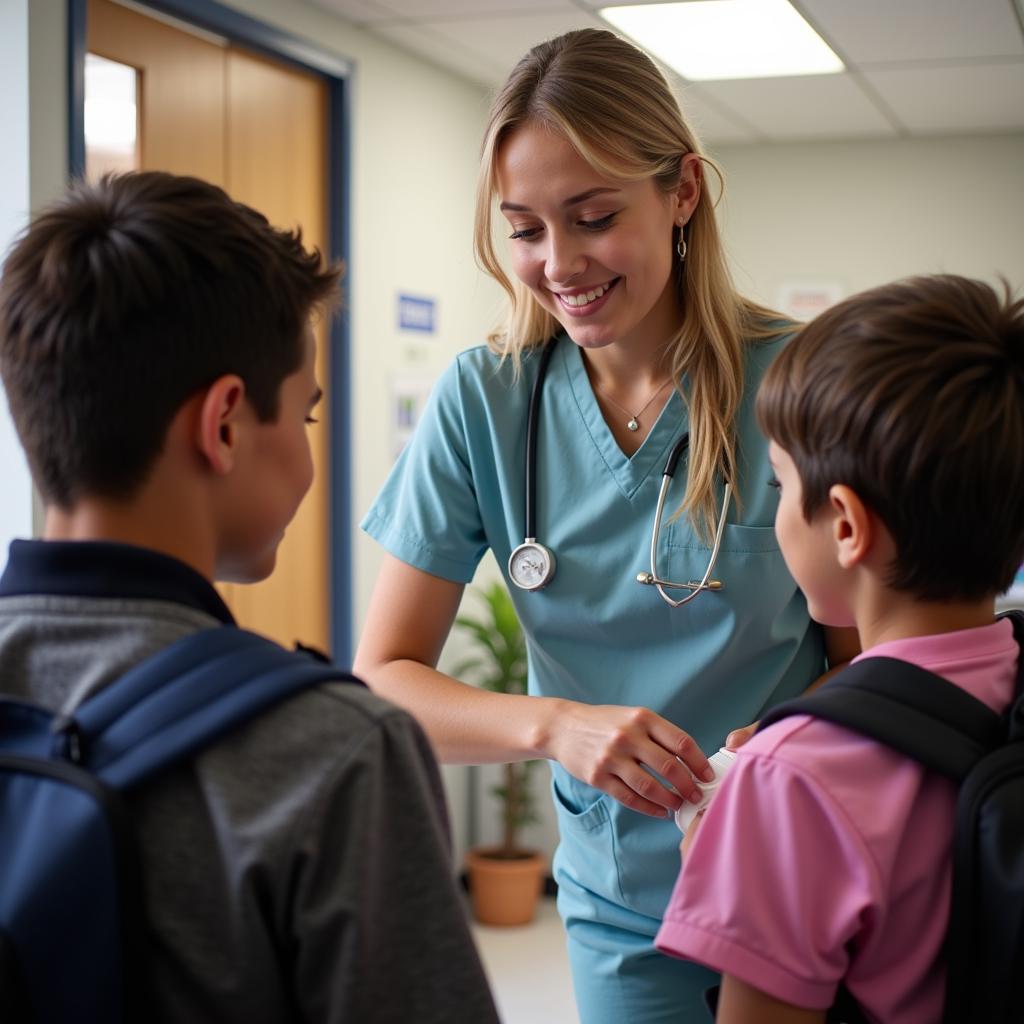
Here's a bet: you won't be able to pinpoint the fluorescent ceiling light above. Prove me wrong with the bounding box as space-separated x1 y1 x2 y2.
600 0 844 81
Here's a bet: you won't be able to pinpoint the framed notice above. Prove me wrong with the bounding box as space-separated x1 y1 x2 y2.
392 374 435 460
397 293 436 334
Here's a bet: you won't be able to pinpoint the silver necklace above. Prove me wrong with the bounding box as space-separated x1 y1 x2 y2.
593 377 672 432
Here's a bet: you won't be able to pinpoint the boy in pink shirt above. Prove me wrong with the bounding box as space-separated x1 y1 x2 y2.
655 274 1024 1023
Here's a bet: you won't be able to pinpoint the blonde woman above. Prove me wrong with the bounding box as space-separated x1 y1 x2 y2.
356 29 857 1022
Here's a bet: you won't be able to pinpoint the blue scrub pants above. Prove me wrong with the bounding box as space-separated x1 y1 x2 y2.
557 871 718 1023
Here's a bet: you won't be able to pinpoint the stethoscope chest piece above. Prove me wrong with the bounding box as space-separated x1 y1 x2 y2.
509 539 556 591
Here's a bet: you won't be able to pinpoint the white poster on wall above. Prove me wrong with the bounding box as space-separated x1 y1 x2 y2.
777 280 844 323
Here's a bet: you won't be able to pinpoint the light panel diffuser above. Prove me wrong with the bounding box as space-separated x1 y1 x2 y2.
600 0 844 81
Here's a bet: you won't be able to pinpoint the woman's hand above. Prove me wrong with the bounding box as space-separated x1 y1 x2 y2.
725 722 758 750
357 557 719 817
543 701 714 818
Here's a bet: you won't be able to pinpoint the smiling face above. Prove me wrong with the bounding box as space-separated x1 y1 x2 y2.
495 122 699 355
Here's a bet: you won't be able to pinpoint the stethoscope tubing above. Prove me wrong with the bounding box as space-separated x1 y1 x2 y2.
662 432 691 478
518 339 728 603
643 441 731 606
524 341 557 542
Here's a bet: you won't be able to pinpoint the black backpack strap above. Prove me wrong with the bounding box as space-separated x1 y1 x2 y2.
758 656 1005 782
943 610 1024 1024
759 611 1024 1024
57 626 361 790
1002 609 1024 739
1002 606 1024 639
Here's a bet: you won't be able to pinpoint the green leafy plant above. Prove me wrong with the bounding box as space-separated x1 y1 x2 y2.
453 581 540 859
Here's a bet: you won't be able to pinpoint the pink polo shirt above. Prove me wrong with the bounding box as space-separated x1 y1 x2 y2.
655 619 1019 1023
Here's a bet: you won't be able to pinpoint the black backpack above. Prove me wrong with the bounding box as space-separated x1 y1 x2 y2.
0 625 360 1023
755 609 1024 1024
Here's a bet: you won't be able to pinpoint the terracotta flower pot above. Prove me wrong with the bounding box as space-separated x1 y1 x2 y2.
466 847 546 926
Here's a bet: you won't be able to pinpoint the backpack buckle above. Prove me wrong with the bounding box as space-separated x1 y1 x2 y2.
50 714 85 764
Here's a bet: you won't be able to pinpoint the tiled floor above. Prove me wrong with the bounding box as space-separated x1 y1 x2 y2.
472 897 580 1023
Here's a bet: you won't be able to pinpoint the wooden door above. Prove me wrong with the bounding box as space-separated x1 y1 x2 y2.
87 0 226 185
221 49 329 651
87 0 332 653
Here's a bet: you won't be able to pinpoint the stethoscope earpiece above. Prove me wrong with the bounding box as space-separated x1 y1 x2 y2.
636 435 730 607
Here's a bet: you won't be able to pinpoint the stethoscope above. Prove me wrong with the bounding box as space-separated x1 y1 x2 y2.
507 341 732 606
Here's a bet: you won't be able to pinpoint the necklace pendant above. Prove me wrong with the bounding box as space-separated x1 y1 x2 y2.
627 418 639 432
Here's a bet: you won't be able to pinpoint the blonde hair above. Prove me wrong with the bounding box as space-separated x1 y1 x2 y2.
474 28 786 540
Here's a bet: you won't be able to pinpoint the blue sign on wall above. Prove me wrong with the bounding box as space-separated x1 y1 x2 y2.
398 293 436 333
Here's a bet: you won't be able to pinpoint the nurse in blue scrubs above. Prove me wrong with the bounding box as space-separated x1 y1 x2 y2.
355 28 858 1024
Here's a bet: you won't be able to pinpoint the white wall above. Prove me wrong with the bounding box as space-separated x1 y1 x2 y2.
0 3 30 258
0 0 33 551
0 0 61 549
709 133 1024 308
711 132 1024 617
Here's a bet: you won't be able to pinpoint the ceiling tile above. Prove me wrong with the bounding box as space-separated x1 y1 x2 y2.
413 10 608 81
862 61 1024 133
370 21 500 86
799 0 1024 64
309 0 398 26
371 0 580 16
698 73 899 140
576 0 673 7
313 0 1024 142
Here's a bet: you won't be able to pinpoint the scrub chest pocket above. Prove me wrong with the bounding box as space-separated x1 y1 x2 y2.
662 523 791 634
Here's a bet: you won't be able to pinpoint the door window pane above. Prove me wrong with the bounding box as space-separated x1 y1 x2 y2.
85 54 139 181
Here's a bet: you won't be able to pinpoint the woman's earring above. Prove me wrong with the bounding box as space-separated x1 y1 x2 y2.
676 225 687 262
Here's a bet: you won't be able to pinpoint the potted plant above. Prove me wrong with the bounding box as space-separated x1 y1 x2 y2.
453 581 546 926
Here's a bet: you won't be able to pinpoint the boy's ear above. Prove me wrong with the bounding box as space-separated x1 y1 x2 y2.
828 484 873 570
196 374 248 475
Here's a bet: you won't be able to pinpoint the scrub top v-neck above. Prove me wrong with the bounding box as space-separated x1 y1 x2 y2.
361 331 824 921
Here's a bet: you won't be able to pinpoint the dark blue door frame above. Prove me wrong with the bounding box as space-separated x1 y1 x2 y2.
67 0 354 664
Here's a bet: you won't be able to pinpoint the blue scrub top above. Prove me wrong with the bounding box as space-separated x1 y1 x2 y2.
362 332 824 923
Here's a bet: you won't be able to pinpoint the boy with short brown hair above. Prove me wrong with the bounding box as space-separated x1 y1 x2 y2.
0 172 498 1023
656 274 1024 1023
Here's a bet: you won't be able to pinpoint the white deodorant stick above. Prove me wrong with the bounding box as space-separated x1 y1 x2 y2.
675 747 738 833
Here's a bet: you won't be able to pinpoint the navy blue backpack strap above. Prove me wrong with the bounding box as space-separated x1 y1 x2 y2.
1 625 360 1024
57 625 361 789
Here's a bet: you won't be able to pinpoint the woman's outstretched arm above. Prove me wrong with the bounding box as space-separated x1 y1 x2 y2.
353 554 712 816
